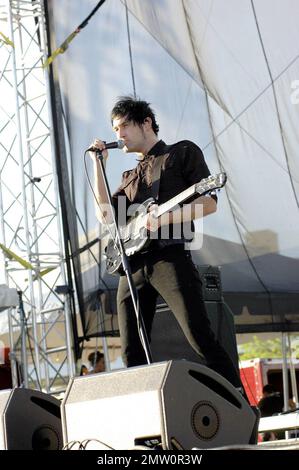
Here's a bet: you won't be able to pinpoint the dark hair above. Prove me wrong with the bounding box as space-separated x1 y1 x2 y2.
263 384 276 394
88 351 104 364
111 96 159 135
80 365 88 376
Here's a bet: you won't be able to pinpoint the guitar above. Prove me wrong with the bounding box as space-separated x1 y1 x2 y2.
105 172 227 274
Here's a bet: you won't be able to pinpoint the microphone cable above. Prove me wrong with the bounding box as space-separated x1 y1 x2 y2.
83 150 122 261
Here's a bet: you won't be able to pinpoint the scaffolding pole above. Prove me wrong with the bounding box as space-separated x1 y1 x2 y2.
0 0 75 394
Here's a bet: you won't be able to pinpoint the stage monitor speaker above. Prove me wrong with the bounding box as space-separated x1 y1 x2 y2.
0 388 62 450
62 360 258 450
152 300 239 373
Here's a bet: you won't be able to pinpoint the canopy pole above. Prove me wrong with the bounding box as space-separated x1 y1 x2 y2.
281 332 290 439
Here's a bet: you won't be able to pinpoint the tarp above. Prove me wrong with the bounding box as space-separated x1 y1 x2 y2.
49 0 299 336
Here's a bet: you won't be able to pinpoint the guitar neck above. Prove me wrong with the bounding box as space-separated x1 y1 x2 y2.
157 184 196 217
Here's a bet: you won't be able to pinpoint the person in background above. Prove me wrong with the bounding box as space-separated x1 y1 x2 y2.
87 351 106 374
258 384 283 417
258 384 283 441
79 364 89 376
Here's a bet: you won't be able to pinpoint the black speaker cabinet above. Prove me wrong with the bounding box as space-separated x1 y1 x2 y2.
62 360 257 450
152 301 239 372
0 388 62 450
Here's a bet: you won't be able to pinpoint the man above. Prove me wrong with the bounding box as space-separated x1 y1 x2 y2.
258 384 283 440
258 384 283 417
89 96 242 391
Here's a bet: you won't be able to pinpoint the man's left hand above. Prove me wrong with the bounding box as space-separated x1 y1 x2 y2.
145 204 160 232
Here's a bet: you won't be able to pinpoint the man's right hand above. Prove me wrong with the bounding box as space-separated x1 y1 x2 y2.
88 138 109 163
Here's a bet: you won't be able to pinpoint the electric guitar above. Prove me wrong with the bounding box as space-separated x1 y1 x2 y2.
105 172 227 274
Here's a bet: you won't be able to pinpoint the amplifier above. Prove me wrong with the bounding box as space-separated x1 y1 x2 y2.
197 265 222 302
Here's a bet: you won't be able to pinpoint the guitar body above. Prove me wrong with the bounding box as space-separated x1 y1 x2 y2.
105 198 154 274
105 173 227 275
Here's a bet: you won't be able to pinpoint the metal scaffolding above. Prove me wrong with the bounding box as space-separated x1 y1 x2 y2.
0 0 75 393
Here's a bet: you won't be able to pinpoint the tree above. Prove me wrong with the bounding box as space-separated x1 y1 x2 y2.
238 335 299 360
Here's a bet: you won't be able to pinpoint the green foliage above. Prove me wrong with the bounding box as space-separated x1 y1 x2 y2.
239 335 299 360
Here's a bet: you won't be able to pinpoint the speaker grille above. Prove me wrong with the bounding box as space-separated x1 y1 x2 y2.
1 388 62 450
32 424 62 450
191 401 220 440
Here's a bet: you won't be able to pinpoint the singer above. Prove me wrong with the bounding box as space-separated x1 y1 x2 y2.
88 96 245 395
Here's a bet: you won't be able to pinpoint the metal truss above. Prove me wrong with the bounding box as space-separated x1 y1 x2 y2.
0 0 75 394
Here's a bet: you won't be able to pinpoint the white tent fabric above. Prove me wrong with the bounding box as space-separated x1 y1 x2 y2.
50 0 299 333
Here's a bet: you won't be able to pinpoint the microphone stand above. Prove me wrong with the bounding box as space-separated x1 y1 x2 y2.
95 149 152 365
17 290 29 387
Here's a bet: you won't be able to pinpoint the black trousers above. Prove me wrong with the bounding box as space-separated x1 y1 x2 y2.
117 245 242 388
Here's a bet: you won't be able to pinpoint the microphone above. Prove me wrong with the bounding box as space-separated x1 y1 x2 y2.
87 140 124 152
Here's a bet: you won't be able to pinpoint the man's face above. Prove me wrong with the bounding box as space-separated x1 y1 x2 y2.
112 115 146 153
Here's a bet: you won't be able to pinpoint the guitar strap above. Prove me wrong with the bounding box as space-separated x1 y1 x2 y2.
151 152 169 201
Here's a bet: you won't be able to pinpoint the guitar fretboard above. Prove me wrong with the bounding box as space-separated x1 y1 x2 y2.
157 184 196 217
156 177 219 218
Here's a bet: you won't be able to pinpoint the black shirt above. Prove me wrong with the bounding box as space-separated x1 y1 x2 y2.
112 139 216 244
258 393 284 417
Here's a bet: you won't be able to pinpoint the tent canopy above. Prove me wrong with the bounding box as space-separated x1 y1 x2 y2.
50 0 299 336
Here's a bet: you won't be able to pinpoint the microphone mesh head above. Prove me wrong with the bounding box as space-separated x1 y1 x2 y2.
117 140 125 149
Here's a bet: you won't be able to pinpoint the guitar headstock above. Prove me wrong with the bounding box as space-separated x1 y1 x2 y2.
195 172 227 195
